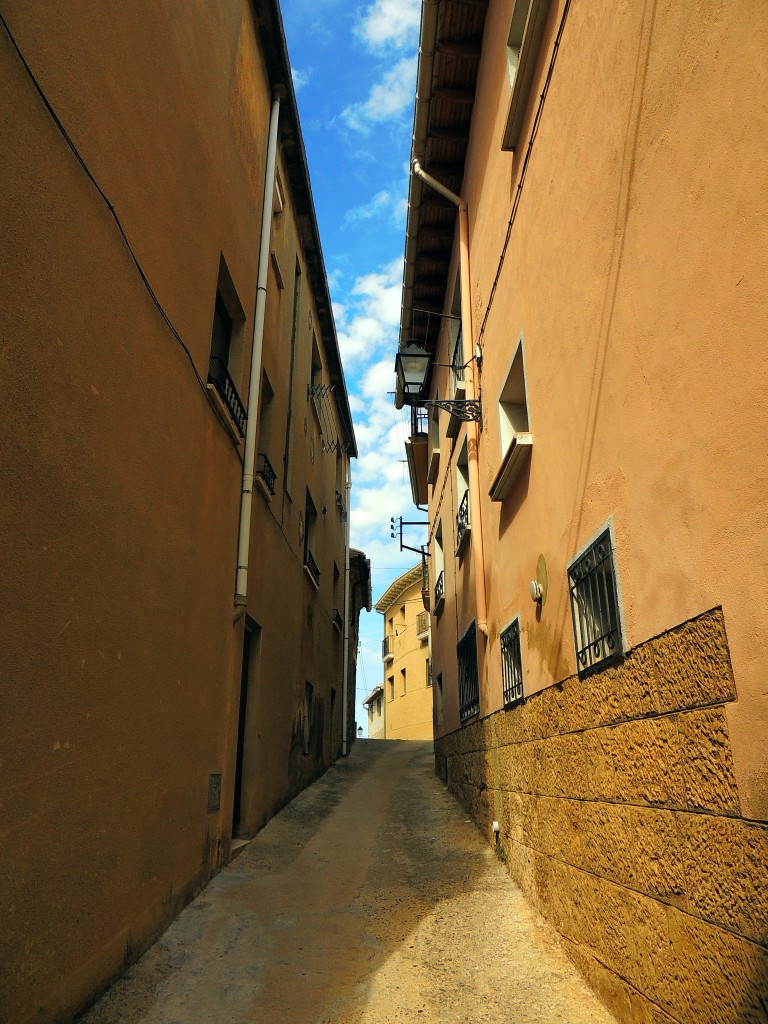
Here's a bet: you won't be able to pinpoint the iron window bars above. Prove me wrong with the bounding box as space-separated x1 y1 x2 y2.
455 489 470 554
208 356 247 436
500 618 524 707
382 634 394 659
568 527 622 676
457 619 480 721
255 452 276 495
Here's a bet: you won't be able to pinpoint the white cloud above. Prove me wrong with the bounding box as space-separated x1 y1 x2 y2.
341 55 417 132
355 0 421 50
291 66 310 91
335 257 402 365
343 190 409 230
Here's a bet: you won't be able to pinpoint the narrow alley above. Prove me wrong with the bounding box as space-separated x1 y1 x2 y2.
82 741 615 1024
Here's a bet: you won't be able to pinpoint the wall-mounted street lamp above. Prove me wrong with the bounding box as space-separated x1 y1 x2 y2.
394 340 482 424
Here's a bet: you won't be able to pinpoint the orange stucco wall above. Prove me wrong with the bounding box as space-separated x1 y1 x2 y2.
428 0 768 818
0 3 355 1020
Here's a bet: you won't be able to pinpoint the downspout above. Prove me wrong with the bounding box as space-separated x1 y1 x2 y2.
235 92 281 608
341 461 352 755
411 159 489 638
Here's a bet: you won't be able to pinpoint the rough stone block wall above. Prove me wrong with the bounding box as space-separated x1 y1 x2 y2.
435 609 768 1023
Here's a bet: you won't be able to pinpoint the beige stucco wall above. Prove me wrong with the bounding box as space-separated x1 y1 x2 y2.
428 0 768 818
380 574 434 741
0 3 355 1020
366 691 386 739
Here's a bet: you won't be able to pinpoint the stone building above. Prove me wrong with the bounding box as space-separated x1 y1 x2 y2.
0 2 362 1021
372 564 433 741
395 0 768 1020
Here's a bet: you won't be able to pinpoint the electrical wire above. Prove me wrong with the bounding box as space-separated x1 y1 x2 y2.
0 11 210 402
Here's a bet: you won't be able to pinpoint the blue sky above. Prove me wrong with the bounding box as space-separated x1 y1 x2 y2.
281 0 424 732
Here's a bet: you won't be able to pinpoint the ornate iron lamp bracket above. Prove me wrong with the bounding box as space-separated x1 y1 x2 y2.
422 398 482 425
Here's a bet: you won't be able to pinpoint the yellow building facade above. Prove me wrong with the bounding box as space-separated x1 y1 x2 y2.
396 0 768 1020
373 564 433 741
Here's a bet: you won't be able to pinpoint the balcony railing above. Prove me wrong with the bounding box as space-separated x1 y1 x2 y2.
416 610 429 638
333 609 343 633
451 328 464 391
304 547 320 588
382 634 394 661
455 489 470 554
434 569 445 608
410 405 428 437
208 356 247 437
255 452 276 495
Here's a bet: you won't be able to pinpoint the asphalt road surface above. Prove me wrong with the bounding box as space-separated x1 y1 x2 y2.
82 739 616 1024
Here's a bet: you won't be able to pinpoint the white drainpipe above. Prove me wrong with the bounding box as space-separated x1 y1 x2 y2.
411 159 489 638
341 462 352 755
235 93 281 607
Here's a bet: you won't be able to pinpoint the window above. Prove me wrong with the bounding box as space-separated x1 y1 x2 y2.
388 675 395 701
435 671 444 727
457 620 480 721
568 524 624 676
255 372 277 497
434 522 445 612
490 333 533 501
400 668 406 696
303 491 320 588
446 279 465 439
455 436 470 555
500 617 524 706
427 405 440 484
335 450 345 514
426 658 432 687
501 0 552 151
309 332 324 430
207 259 247 437
332 563 343 632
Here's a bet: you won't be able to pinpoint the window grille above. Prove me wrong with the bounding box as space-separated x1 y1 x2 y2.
457 620 479 721
500 618 523 706
568 527 622 675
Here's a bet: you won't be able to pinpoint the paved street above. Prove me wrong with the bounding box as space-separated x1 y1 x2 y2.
83 740 616 1024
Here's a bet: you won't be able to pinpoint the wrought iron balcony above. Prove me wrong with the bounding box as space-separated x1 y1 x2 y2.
304 547 320 588
333 609 343 633
455 489 471 555
434 569 445 608
207 356 247 437
382 634 394 661
410 404 428 437
416 610 429 639
451 328 465 390
255 452 276 496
